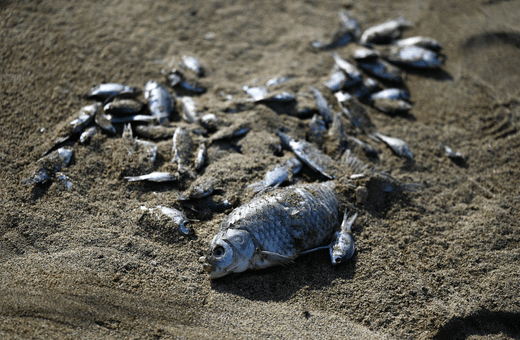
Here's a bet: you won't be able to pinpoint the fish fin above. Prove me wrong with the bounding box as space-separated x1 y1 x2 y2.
299 245 330 255
259 251 294 266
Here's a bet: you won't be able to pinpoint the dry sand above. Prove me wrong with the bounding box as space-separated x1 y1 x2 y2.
1 0 520 339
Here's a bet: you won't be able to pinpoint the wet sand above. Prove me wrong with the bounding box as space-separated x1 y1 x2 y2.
1 1 520 339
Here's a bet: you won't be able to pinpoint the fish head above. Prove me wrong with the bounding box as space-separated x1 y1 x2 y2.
329 232 355 266
203 228 255 279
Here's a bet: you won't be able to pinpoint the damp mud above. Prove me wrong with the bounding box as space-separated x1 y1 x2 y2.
1 1 520 339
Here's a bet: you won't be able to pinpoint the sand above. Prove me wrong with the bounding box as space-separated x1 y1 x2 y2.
1 0 520 339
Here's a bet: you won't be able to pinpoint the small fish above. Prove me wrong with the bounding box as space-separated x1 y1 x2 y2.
338 10 361 40
330 209 357 265
335 92 377 134
135 139 158 163
183 195 234 215
360 16 412 44
352 47 381 61
207 121 251 143
353 77 381 99
103 99 144 116
203 181 339 279
369 88 412 114
181 55 204 77
22 147 73 185
374 132 414 161
383 45 444 69
180 96 200 123
370 88 409 101
142 205 193 235
87 83 137 101
439 143 465 161
134 125 177 140
195 143 207 171
266 76 291 87
180 177 218 200
308 114 327 145
331 53 363 86
277 131 338 180
312 26 353 50
162 68 206 94
326 112 349 157
247 157 302 192
309 86 333 125
394 36 442 52
95 110 116 136
323 71 347 92
200 113 217 131
162 68 183 87
172 127 195 173
178 79 207 94
144 80 174 124
110 114 158 124
257 91 296 103
346 135 378 158
79 126 98 144
356 58 404 83
243 85 269 101
125 172 177 182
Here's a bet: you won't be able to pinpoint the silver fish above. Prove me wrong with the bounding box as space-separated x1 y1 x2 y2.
144 80 174 124
323 71 347 92
247 157 302 192
352 47 381 61
181 55 204 77
440 143 465 161
95 110 116 136
353 77 380 99
277 131 337 180
357 58 404 83
172 127 195 173
308 114 327 145
87 83 137 101
243 85 269 101
79 126 98 144
200 113 217 131
374 132 414 161
203 181 339 278
331 53 363 86
360 16 412 44
309 86 333 125
180 96 200 123
110 115 158 124
383 45 444 69
23 147 73 185
142 205 193 235
125 172 177 182
326 112 349 158
163 68 206 94
195 143 207 171
330 210 357 265
370 88 412 114
312 26 353 50
335 92 377 134
338 10 361 40
394 36 442 52
370 88 409 101
103 99 144 116
266 76 291 87
346 135 378 158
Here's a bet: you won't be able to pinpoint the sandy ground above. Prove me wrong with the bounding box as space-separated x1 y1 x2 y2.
1 0 520 339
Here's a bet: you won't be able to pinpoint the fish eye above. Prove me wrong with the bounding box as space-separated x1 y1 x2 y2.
213 246 225 257
334 258 342 264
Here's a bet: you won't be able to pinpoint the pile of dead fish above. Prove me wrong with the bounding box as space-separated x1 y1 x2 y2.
23 10 459 240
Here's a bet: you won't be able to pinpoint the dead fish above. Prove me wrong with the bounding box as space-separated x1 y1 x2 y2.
87 83 137 101
144 80 174 124
172 127 195 173
110 114 158 124
142 205 193 235
162 68 183 87
324 71 347 92
195 143 207 171
335 92 377 134
243 85 269 101
312 26 353 50
22 147 73 185
326 112 349 157
439 143 465 161
258 91 296 103
383 45 444 69
309 86 333 125
353 77 381 99
369 88 412 114
79 126 98 144
181 55 204 77
360 16 412 44
374 132 414 161
95 110 116 136
200 113 217 131
330 209 357 265
135 125 177 140
341 149 370 174
352 47 381 61
203 181 339 278
103 99 144 116
207 121 250 143
135 139 158 163
55 172 73 191
277 131 338 179
162 68 206 94
308 114 327 145
247 157 303 192
179 177 218 200
338 10 361 40
266 76 291 87
183 195 235 215
394 36 442 52
180 96 201 123
356 58 404 83
124 172 177 182
346 135 378 158
331 53 363 86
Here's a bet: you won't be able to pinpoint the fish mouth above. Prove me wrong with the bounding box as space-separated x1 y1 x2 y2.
203 263 213 274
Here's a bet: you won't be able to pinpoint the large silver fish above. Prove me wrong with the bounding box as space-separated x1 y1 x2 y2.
203 181 339 279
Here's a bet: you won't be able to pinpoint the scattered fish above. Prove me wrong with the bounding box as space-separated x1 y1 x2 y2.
335 92 378 134
369 88 412 114
277 131 338 179
110 114 159 124
95 110 116 136
144 80 174 124
243 85 269 101
125 172 177 182
22 147 73 185
247 157 303 192
330 209 357 265
357 58 404 83
195 143 207 171
181 55 204 77
326 112 348 157
440 143 465 161
383 45 444 69
103 99 144 116
331 52 363 86
352 47 381 61
87 83 137 101
162 68 206 94
79 126 98 144
308 114 328 145
309 86 333 125
172 127 195 173
360 16 412 44
346 135 378 158
338 10 361 40
353 77 380 99
324 71 347 92
142 205 194 235
374 132 414 161
200 113 217 131
203 181 339 278
394 36 442 51
181 96 201 123
312 26 353 50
